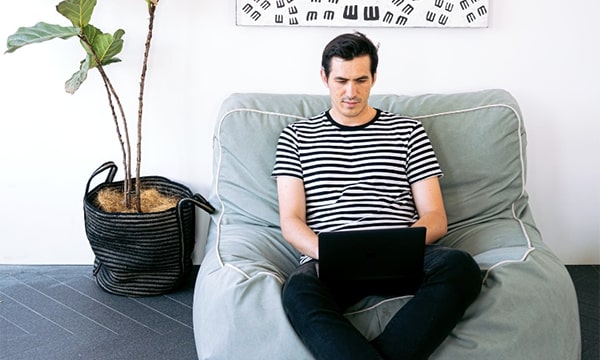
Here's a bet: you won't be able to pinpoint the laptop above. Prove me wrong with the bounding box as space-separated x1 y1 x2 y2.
318 227 426 296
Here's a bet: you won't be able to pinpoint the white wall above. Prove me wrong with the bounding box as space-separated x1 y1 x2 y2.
0 0 598 265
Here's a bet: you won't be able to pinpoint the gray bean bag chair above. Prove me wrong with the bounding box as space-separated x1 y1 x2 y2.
193 89 581 359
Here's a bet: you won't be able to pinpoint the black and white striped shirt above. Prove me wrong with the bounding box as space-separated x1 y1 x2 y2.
273 109 442 261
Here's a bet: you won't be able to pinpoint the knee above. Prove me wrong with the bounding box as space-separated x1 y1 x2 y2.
426 248 482 301
282 262 320 312
447 249 481 280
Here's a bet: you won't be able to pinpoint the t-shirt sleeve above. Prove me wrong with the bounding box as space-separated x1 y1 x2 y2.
272 125 303 179
406 121 443 184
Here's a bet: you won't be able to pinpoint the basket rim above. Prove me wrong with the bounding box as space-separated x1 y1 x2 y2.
84 176 194 216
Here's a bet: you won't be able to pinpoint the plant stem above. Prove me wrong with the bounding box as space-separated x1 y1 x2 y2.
101 78 129 196
79 34 133 207
97 64 133 207
135 1 158 212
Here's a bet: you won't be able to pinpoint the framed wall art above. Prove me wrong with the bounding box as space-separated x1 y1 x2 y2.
236 0 489 28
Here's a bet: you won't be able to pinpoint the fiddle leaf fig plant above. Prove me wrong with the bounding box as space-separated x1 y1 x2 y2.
6 0 160 212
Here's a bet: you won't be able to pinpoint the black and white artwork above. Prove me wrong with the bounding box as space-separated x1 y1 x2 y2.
236 0 489 27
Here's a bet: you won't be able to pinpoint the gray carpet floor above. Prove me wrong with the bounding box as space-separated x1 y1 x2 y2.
1 265 198 360
1 265 598 360
569 265 600 360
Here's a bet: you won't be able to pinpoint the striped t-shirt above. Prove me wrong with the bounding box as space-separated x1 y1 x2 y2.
272 109 443 262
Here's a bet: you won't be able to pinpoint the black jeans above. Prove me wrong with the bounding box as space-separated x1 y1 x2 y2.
282 245 482 360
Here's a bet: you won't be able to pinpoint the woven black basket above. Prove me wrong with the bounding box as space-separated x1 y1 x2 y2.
83 162 214 296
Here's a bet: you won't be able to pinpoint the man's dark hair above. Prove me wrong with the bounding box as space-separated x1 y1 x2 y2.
321 32 379 78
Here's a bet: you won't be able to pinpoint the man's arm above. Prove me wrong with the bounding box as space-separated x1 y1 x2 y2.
276 175 320 259
411 176 448 244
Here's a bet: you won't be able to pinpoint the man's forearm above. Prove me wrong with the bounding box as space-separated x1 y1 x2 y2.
281 218 320 259
412 211 448 245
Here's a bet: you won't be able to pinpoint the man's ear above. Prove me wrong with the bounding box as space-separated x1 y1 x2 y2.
320 68 329 88
372 72 377 86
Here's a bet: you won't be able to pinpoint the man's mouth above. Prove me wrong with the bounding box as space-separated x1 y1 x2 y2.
343 98 360 106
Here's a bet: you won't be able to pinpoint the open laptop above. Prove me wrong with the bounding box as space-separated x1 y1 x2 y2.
318 227 426 296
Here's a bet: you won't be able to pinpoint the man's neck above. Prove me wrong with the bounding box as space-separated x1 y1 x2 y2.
329 106 377 127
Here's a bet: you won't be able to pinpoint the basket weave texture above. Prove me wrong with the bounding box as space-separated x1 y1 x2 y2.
83 163 213 296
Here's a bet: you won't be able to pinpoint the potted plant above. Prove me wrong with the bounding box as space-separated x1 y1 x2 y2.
5 0 214 296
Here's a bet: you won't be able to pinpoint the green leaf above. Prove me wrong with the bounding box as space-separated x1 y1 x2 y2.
65 54 91 94
80 24 100 61
5 22 79 54
102 57 122 66
101 29 125 65
80 25 124 68
56 0 97 28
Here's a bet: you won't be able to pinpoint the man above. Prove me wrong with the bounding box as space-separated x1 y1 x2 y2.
272 32 482 360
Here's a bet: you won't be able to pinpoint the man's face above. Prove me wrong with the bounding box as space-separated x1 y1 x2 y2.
321 55 377 126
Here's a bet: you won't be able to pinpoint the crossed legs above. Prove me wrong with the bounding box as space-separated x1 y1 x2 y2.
282 245 482 360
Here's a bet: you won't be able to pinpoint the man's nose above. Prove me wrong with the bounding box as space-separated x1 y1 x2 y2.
345 82 357 97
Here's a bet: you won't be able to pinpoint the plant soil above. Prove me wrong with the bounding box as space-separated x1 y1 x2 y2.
96 187 179 213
